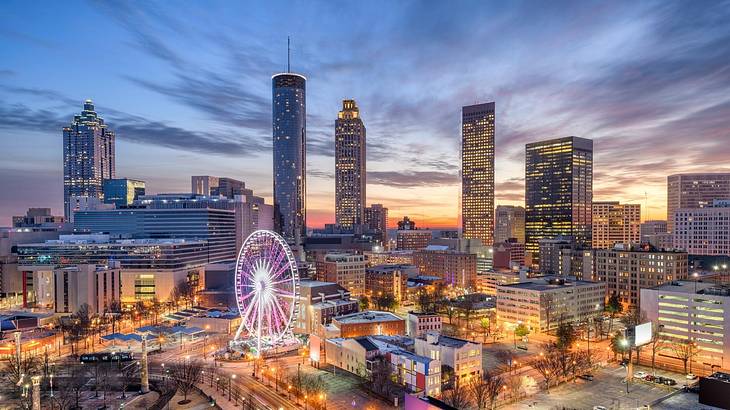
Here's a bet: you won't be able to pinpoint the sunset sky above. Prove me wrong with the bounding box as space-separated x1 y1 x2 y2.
1 1 729 228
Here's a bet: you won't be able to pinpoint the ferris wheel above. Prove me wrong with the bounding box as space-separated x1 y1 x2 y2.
233 230 300 355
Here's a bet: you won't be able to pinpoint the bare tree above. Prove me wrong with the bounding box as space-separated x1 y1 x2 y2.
64 364 89 409
493 349 517 373
442 376 472 409
506 375 524 401
168 359 204 404
1 353 41 388
648 325 669 374
671 340 698 375
532 345 561 393
471 372 504 410
120 361 140 399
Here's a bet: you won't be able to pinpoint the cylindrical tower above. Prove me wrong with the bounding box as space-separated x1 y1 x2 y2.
272 73 307 251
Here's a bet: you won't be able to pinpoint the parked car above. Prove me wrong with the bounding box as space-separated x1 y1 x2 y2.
686 373 698 380
578 374 595 381
593 407 608 410
663 378 677 386
634 371 648 379
644 375 656 382
654 376 668 384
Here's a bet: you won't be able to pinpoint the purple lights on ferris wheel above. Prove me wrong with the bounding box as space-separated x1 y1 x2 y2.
234 230 300 355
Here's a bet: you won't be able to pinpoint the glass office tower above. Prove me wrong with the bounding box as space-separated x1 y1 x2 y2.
272 73 307 249
63 100 115 218
335 99 366 230
525 136 593 266
103 178 146 207
462 102 495 246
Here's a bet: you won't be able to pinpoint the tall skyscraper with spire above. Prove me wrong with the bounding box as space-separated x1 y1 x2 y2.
335 99 366 230
63 99 115 218
272 42 306 249
461 102 495 246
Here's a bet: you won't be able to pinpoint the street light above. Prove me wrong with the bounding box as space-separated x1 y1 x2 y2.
229 374 236 401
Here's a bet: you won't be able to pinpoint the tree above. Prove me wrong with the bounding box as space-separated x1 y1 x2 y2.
621 307 648 364
479 317 491 342
416 290 433 313
471 372 504 410
494 349 517 373
369 355 393 397
64 364 88 409
671 340 698 375
605 293 622 334
461 300 476 330
446 306 456 324
514 323 530 348
556 321 577 350
610 332 630 361
169 359 205 404
375 293 397 312
120 360 140 399
1 354 41 390
648 324 669 374
442 376 472 409
358 295 370 311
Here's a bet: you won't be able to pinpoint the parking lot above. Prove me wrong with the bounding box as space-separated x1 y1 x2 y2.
503 364 685 410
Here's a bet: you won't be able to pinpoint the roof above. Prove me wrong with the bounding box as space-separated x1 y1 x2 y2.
649 281 729 296
333 310 403 325
392 349 433 365
355 337 379 352
426 334 474 348
500 276 602 291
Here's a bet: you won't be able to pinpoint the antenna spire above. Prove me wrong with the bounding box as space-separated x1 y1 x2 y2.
287 36 291 73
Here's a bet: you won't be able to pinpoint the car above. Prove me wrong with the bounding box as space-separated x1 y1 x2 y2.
578 374 594 381
686 373 698 380
593 407 608 410
654 376 667 384
634 371 648 379
644 375 656 382
663 378 677 386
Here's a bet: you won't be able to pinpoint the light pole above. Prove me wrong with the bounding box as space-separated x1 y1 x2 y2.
621 338 630 393
229 374 236 400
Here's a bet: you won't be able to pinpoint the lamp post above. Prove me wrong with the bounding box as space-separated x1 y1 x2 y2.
228 374 236 401
621 338 630 393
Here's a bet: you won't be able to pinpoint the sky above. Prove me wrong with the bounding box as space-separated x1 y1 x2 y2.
1 1 730 228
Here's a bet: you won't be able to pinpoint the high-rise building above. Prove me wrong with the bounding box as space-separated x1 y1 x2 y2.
640 220 668 243
461 102 495 246
667 173 730 232
191 176 250 199
63 100 115 218
595 244 688 307
103 178 146 207
335 100 366 230
412 248 477 290
272 72 307 249
364 204 388 241
316 253 366 298
674 201 730 256
525 136 593 265
591 201 641 249
494 205 525 244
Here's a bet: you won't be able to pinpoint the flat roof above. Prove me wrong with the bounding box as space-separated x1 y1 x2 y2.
650 281 729 296
334 310 403 324
429 334 473 348
501 276 601 291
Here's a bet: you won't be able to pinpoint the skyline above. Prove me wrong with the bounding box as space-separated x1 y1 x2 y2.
2 1 730 227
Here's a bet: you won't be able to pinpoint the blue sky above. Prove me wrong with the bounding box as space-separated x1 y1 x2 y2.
1 1 730 227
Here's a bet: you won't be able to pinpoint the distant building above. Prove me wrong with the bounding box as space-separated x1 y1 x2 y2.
592 201 641 249
640 281 730 372
494 205 525 244
492 238 525 269
63 100 115 219
53 263 120 314
640 220 668 243
461 102 495 246
365 264 414 303
272 72 307 250
525 136 592 265
413 248 477 290
667 173 730 232
407 311 442 338
335 100 366 230
66 196 114 222
398 216 418 230
191 176 249 198
496 276 605 332
397 230 432 251
365 250 414 266
415 333 481 382
538 237 574 275
595 244 689 307
103 178 145 207
476 269 526 295
364 204 388 242
316 253 366 298
674 201 730 256
327 310 405 338
12 209 66 231
294 280 358 336
559 248 595 281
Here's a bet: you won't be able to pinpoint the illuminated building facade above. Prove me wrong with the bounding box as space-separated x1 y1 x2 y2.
191 176 249 199
494 205 525 244
63 100 115 219
461 102 495 246
272 73 307 249
364 204 388 242
335 99 366 230
592 201 641 249
412 248 477 290
674 201 730 256
667 173 730 232
103 178 145 207
525 136 593 265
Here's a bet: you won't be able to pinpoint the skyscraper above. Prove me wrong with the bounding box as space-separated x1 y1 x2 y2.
364 203 388 242
667 173 730 232
272 72 306 248
461 102 495 246
494 205 525 244
525 136 593 265
63 100 115 218
591 201 641 249
335 99 366 229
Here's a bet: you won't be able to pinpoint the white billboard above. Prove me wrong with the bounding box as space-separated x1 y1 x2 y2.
634 322 652 347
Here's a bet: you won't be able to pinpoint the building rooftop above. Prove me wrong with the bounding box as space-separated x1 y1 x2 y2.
392 349 434 365
424 333 475 348
650 281 730 296
500 276 601 291
333 310 403 325
355 337 380 352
